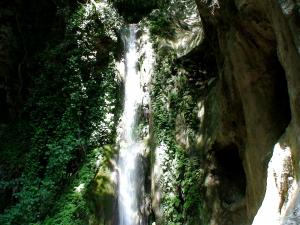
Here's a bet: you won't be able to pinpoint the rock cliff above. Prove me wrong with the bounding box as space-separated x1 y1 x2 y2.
193 0 300 224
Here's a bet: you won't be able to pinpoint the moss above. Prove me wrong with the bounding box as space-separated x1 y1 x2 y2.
86 145 118 225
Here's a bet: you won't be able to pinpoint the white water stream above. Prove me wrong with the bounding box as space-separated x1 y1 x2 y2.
117 24 145 225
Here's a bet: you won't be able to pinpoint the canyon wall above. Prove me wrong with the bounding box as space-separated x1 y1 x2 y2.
149 0 300 224
194 0 300 223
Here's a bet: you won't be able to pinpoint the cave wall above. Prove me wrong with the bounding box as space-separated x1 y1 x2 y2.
194 0 300 224
148 0 300 224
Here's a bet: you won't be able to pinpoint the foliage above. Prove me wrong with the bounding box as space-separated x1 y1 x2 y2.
39 148 100 225
0 1 123 224
144 0 198 40
0 121 32 213
147 10 175 39
108 0 169 22
150 24 210 224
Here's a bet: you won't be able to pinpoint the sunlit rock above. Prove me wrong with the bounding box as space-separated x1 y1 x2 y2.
155 0 204 58
252 143 294 224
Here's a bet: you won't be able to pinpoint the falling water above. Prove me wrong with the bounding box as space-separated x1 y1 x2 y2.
118 24 145 225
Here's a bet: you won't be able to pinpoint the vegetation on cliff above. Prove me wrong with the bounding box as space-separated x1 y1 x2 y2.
145 1 214 224
0 1 123 224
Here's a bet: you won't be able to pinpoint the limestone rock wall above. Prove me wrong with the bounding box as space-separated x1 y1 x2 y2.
194 0 300 224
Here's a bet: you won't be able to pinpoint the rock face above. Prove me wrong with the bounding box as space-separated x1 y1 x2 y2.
194 0 300 224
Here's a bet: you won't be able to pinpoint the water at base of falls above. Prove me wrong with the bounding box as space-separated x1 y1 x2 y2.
117 24 146 225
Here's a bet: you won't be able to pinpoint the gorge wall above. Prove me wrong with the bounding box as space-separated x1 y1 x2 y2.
148 0 300 224
193 0 300 224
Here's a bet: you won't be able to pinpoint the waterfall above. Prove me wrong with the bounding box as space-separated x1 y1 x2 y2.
117 24 146 225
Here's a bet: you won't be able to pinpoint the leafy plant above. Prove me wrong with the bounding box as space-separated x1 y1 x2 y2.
148 11 175 39
0 1 123 224
149 12 209 223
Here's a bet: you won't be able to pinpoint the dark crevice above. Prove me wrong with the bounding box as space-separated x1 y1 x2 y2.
271 55 291 131
0 88 9 122
213 143 246 206
109 0 164 23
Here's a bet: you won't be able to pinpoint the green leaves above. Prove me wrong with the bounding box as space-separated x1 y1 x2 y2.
149 7 209 223
148 10 175 39
0 1 123 224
